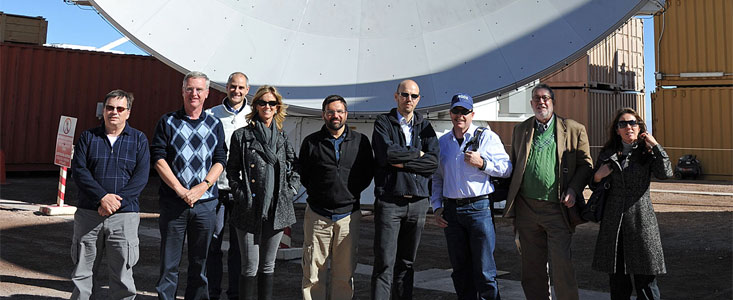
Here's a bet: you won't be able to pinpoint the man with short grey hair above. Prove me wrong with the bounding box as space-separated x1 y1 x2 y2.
152 71 228 299
71 89 150 299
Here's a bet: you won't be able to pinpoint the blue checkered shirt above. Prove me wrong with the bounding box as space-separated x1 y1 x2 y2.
71 123 150 212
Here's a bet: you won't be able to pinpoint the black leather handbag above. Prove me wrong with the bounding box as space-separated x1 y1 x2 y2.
582 178 610 222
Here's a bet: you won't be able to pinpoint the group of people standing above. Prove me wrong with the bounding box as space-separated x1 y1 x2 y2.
69 70 673 300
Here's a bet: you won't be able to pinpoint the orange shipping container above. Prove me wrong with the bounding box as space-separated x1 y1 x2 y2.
542 18 644 92
551 88 645 160
0 43 226 171
652 87 733 181
654 0 733 86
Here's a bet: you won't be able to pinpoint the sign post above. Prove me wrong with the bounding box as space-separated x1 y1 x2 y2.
40 116 78 216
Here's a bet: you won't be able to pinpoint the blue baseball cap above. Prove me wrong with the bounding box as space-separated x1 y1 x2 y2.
450 93 473 110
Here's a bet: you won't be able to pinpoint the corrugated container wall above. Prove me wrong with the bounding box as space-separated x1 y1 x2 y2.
587 91 646 160
542 18 644 92
652 87 733 181
487 121 520 152
654 0 733 86
549 88 645 160
0 43 226 171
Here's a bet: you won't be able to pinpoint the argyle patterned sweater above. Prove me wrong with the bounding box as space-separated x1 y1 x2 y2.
151 109 227 204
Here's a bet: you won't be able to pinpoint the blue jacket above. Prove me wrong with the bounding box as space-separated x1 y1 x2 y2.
371 108 439 200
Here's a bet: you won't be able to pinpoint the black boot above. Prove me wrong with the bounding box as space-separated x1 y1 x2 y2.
238 275 256 300
257 273 274 300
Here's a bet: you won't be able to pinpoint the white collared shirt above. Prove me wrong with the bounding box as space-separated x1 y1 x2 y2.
397 112 413 147
430 123 513 210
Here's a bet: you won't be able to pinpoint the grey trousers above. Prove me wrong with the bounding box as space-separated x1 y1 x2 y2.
70 209 139 300
236 218 284 276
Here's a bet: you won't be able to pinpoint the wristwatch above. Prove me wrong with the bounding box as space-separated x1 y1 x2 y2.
203 179 213 188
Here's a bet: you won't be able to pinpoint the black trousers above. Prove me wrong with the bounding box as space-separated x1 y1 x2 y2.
609 231 660 300
371 197 429 300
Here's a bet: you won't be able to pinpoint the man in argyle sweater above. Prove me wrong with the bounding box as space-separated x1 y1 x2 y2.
151 71 227 300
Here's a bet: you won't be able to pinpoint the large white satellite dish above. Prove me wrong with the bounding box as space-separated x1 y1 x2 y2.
89 0 657 114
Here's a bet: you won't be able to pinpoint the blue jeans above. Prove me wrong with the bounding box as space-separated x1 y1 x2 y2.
443 199 501 300
156 199 217 300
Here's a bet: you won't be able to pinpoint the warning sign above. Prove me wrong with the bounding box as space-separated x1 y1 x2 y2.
54 116 78 168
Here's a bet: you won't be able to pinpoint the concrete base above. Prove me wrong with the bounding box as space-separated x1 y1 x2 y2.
39 205 77 216
276 247 303 260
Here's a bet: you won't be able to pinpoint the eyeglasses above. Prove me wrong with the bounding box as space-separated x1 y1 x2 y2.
325 110 346 116
255 100 278 107
532 95 552 102
617 120 639 128
399 92 420 100
105 105 128 113
450 107 472 115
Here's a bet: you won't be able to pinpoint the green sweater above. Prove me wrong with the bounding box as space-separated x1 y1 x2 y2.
521 118 559 202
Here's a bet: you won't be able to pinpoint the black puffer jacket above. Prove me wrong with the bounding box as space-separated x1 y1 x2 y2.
227 122 301 233
372 108 439 200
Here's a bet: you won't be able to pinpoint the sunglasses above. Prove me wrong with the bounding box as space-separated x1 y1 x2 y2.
450 107 472 115
617 120 639 128
105 105 128 113
255 100 278 107
399 92 420 100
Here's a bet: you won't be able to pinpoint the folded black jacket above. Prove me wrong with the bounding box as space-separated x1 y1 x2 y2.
372 108 439 200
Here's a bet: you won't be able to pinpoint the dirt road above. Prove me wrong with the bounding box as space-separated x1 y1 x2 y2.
1 174 730 299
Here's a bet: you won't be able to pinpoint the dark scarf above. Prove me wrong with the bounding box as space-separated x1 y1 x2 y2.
253 116 279 220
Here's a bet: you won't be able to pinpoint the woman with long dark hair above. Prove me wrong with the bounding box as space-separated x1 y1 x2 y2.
591 108 673 300
226 85 300 300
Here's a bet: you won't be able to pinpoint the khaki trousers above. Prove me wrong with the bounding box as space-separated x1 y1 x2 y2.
302 205 360 300
515 195 579 300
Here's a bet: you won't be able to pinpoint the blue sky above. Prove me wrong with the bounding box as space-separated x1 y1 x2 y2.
2 0 656 121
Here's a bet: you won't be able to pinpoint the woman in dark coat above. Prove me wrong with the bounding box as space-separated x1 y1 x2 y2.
226 85 300 300
591 108 673 300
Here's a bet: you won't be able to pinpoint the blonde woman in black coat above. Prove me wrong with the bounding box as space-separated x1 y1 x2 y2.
227 85 300 300
591 108 673 300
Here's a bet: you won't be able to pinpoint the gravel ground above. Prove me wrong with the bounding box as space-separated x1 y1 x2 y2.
0 173 730 299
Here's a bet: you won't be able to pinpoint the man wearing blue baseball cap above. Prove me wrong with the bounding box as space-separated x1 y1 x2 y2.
431 93 512 300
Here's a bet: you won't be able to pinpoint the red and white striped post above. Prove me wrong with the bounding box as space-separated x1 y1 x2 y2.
279 226 292 249
40 116 78 215
57 166 68 206
39 166 77 215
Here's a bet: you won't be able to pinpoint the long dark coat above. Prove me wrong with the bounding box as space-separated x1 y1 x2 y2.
226 122 301 233
591 144 673 275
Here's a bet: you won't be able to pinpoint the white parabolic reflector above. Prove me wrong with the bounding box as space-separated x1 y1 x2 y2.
90 0 651 114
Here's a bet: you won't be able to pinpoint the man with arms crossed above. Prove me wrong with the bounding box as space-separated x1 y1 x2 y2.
299 94 375 300
432 93 512 300
151 71 227 300
205 72 250 300
371 79 440 300
71 89 150 299
503 83 592 300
